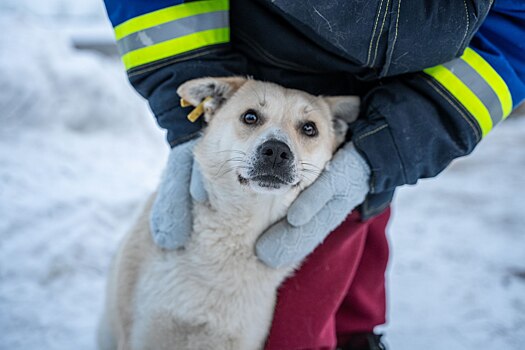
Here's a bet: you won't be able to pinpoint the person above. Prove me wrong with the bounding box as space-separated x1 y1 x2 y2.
102 1 525 349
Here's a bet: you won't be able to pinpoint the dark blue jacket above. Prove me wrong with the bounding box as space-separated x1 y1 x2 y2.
104 0 525 219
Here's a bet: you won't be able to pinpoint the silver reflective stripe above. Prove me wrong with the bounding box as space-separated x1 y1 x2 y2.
443 58 504 125
116 10 229 55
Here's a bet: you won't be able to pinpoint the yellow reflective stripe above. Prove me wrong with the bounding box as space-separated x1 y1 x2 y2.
462 48 513 119
122 28 229 70
424 65 493 137
114 0 229 41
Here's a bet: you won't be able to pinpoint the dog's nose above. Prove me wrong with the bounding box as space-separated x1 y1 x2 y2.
259 140 293 167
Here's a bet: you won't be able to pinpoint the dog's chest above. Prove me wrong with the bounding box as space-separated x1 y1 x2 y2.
134 212 293 348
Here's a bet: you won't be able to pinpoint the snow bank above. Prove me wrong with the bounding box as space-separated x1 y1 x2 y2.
0 15 166 350
387 115 525 349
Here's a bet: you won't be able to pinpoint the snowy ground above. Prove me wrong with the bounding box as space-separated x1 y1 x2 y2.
386 118 525 349
1 6 524 350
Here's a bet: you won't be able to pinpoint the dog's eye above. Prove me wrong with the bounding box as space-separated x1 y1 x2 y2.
302 122 318 137
242 110 258 125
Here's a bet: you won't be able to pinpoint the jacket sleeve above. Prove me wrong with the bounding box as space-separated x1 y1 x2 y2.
103 0 247 146
350 0 525 193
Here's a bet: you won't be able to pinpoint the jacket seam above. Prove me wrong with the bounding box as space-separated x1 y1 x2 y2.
355 124 388 141
366 0 385 66
354 125 387 194
458 0 470 52
384 0 401 76
355 122 408 190
128 46 228 78
384 116 409 186
422 75 482 142
370 0 391 67
355 124 407 193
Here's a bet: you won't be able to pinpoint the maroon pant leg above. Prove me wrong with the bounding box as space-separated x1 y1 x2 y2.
264 208 391 350
336 208 390 344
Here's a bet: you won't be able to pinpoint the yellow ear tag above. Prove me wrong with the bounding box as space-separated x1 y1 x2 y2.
180 98 192 107
182 96 213 123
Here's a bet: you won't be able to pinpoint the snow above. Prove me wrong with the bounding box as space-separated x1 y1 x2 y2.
0 7 524 350
386 117 525 349
0 12 167 350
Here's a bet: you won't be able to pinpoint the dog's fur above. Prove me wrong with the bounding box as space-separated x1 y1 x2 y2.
98 78 360 350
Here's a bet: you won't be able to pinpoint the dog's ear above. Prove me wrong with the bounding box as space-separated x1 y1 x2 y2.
324 96 360 145
177 77 247 122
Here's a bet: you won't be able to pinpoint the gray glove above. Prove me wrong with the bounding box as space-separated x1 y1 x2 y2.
150 138 207 249
255 142 371 268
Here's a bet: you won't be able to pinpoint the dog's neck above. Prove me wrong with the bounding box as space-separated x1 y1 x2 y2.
205 175 299 232
194 169 300 246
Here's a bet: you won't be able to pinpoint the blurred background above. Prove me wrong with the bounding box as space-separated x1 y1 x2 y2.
0 1 524 349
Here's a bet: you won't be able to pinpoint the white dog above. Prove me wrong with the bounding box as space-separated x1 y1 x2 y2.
98 77 360 350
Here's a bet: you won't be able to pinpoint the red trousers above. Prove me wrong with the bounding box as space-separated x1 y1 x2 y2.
265 208 391 350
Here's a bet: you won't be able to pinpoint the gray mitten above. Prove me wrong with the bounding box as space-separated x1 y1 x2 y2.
255 142 371 268
150 138 207 249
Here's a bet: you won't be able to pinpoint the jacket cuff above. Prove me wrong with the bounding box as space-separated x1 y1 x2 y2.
351 114 405 194
168 130 202 148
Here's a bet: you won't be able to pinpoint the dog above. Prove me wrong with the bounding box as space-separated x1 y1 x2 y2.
97 77 360 350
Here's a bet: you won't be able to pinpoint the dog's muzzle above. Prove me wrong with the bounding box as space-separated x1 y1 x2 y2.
241 139 297 189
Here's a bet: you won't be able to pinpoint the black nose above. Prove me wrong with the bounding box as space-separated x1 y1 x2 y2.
259 140 293 167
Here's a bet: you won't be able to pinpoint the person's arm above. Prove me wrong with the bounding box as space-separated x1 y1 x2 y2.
256 0 525 268
351 0 525 194
103 0 248 249
103 0 247 145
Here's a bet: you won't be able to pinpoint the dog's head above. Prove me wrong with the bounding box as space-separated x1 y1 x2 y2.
178 77 359 196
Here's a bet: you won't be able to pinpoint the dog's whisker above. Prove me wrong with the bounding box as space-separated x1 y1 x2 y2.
299 174 315 184
213 149 247 155
300 168 321 175
217 169 245 179
215 165 251 178
299 162 322 171
300 161 320 166
224 158 246 163
299 171 315 180
314 172 329 181
300 168 322 177
214 157 249 176
299 169 328 183
215 159 235 177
